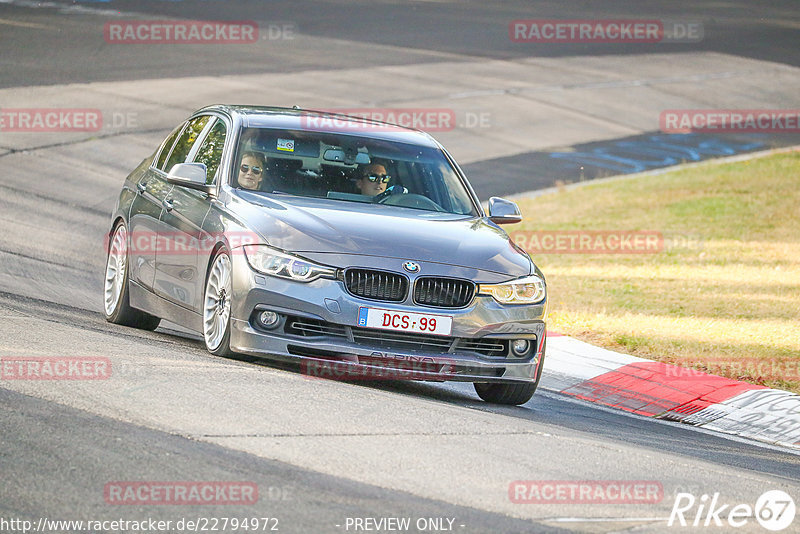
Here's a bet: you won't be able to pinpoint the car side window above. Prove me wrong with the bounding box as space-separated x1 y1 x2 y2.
192 118 227 184
163 115 211 173
154 124 183 171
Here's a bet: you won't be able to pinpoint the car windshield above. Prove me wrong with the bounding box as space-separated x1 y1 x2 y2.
232 127 478 216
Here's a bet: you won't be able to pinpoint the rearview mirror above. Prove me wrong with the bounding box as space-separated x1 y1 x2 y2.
323 149 370 165
487 197 522 224
166 163 215 195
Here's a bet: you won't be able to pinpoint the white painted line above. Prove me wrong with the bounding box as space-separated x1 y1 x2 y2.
0 17 52 29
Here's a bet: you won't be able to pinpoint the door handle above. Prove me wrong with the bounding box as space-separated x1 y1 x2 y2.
137 181 147 193
161 198 174 212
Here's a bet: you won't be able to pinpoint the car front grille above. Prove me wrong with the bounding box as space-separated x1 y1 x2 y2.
413 277 475 308
344 268 408 302
283 316 510 358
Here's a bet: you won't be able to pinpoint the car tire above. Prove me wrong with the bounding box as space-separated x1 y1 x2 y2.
473 339 546 405
103 221 161 331
203 247 236 357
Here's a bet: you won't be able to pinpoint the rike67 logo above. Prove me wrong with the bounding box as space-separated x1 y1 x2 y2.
669 490 795 531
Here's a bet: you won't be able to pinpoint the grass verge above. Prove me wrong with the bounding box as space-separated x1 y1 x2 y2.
511 151 800 393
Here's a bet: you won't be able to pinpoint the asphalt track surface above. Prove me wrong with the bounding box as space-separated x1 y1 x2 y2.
1 0 799 88
1 1 800 533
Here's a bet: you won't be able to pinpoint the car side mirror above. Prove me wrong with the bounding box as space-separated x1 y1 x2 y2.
487 197 522 224
166 163 215 196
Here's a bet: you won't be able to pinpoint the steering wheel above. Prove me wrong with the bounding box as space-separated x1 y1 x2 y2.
372 187 397 204
378 192 445 212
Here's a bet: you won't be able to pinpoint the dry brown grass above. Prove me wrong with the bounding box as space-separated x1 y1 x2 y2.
511 151 800 392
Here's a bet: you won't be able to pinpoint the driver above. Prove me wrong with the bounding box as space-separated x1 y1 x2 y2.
237 151 266 190
355 163 391 196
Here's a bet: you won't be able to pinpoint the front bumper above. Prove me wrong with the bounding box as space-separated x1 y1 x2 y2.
228 252 546 383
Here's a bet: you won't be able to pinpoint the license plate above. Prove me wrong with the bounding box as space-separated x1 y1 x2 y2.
357 307 453 336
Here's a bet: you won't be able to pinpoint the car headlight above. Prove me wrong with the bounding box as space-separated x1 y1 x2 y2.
478 275 546 304
243 245 337 282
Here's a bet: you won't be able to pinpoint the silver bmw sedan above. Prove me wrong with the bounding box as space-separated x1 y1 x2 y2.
104 105 547 405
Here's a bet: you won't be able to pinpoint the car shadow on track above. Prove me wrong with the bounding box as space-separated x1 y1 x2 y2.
237 349 800 480
25 301 798 480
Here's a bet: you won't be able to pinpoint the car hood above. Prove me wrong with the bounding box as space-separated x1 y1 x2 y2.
230 192 533 277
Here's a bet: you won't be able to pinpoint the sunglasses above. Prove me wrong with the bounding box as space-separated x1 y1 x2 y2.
365 174 391 183
240 164 262 176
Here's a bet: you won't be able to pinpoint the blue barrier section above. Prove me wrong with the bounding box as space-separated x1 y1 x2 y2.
463 131 797 199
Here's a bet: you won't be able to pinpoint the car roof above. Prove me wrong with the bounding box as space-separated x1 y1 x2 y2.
196 105 441 148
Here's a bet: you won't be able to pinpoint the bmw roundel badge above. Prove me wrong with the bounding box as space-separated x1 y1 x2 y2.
402 261 420 273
